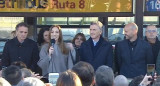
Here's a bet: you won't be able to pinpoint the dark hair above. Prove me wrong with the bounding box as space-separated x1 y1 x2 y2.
11 61 27 69
16 22 29 30
3 65 22 85
37 27 49 46
129 75 144 86
95 65 114 86
72 61 94 86
72 33 86 45
56 70 82 86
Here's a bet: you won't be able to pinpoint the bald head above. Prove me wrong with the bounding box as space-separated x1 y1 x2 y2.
124 23 138 41
126 23 138 31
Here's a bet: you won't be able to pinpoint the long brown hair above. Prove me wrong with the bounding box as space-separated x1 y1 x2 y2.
48 25 69 55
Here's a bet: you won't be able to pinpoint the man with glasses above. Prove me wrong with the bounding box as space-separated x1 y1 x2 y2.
145 25 160 64
146 26 160 75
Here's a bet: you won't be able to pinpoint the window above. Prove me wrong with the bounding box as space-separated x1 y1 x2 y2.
69 17 98 25
0 17 24 39
37 17 98 25
108 28 124 43
143 16 159 25
37 17 68 25
108 17 134 25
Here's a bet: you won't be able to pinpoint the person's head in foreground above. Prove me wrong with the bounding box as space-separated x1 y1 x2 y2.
95 65 114 86
17 77 45 86
56 70 82 86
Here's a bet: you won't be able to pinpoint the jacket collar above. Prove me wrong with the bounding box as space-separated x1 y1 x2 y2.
144 36 159 45
14 37 28 46
87 35 105 45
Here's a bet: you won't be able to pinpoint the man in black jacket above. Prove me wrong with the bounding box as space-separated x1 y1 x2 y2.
2 22 39 72
145 25 160 64
115 23 154 78
80 21 113 70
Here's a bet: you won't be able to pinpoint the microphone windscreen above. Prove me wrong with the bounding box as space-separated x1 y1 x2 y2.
51 39 55 44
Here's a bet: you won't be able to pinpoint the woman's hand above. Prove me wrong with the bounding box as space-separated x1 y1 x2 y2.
31 72 43 79
67 43 74 50
49 46 54 57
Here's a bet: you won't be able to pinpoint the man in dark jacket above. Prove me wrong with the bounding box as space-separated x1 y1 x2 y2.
2 22 39 72
80 21 113 70
115 23 154 78
145 25 160 64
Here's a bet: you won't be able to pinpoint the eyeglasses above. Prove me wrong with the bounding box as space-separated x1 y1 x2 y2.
146 30 157 33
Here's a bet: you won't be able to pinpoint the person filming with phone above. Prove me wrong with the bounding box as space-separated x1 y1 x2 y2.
37 25 75 77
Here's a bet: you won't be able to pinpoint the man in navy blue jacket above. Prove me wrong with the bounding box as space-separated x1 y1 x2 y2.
2 22 39 73
115 23 154 78
144 25 160 64
80 21 113 70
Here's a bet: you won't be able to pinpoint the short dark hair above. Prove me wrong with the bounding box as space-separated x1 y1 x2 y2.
3 65 22 85
129 75 144 86
16 22 29 30
95 65 114 86
72 61 94 86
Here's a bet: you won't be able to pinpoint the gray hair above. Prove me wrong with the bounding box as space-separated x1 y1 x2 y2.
114 75 128 86
90 21 103 31
146 25 157 31
17 77 45 86
21 68 32 78
95 65 114 86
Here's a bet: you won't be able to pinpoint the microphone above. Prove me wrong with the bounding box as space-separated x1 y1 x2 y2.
51 39 55 47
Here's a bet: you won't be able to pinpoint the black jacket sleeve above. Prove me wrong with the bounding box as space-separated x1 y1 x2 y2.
106 43 113 68
30 42 40 73
2 42 10 68
114 42 121 74
146 43 154 64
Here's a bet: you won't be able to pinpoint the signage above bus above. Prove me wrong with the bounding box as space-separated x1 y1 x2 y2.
0 0 132 12
145 0 160 11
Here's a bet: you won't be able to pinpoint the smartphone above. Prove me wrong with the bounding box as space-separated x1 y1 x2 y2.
48 73 59 86
147 64 155 75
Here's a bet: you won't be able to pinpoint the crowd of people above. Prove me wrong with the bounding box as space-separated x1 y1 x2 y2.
0 21 160 86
